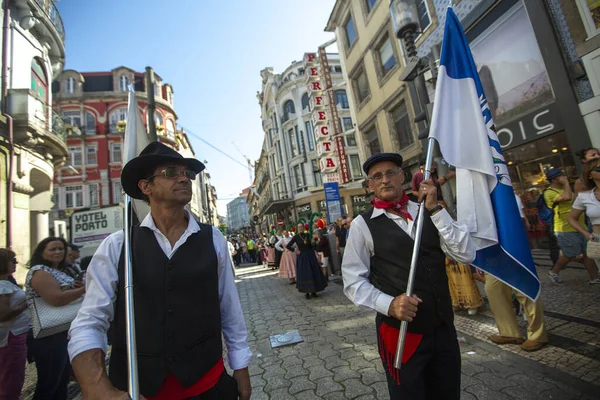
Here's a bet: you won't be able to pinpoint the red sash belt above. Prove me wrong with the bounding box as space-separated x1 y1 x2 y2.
378 322 423 385
147 358 224 400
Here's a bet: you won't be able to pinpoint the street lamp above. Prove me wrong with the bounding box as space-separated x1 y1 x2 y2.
390 0 420 58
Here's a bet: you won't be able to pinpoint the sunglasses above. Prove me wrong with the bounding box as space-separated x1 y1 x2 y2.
147 167 197 181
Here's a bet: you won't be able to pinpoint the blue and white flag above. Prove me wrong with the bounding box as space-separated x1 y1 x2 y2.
429 7 540 300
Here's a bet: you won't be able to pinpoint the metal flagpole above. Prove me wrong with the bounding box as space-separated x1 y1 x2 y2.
123 192 140 398
393 137 436 370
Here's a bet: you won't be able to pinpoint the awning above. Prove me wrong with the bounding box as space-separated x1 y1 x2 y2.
262 199 293 215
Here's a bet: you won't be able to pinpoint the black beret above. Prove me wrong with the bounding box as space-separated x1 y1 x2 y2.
362 153 403 175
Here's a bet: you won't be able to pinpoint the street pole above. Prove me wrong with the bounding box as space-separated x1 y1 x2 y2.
145 67 157 142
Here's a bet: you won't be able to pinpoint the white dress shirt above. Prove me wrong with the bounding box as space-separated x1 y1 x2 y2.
274 237 293 252
68 211 252 371
342 202 476 318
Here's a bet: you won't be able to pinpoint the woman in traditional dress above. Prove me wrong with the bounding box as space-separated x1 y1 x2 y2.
275 231 296 284
287 223 328 299
267 232 277 269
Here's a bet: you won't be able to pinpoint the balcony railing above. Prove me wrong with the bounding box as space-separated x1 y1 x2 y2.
51 109 66 143
34 0 65 40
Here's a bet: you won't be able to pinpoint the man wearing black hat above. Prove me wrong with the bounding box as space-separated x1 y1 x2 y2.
342 153 476 399
68 142 252 399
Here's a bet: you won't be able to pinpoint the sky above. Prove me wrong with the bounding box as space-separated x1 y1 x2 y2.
55 0 338 217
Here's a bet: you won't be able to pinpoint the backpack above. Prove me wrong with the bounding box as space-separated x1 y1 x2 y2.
536 188 558 225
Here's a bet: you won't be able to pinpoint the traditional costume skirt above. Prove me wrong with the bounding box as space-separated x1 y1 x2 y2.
278 250 297 279
295 251 328 293
446 258 483 310
267 247 276 267
260 248 269 264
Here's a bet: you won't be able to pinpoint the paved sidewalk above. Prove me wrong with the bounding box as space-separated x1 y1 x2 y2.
20 260 599 399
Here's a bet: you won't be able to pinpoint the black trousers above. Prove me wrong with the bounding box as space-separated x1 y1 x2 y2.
376 315 461 400
26 330 72 400
545 224 560 265
187 371 238 399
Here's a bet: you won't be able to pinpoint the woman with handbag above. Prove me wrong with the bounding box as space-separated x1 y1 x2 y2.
25 237 85 399
569 158 600 284
0 249 31 400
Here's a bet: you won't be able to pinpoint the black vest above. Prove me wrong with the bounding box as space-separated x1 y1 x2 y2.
362 207 453 334
109 224 222 396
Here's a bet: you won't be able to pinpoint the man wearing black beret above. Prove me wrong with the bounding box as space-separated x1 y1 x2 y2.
342 153 476 399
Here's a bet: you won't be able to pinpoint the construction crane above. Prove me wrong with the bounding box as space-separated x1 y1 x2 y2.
231 141 254 184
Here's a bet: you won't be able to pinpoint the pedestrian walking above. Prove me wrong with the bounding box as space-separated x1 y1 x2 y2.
26 237 86 400
287 223 328 299
342 153 476 399
569 158 600 273
246 237 255 264
544 168 599 284
275 231 296 284
0 249 31 400
68 142 251 399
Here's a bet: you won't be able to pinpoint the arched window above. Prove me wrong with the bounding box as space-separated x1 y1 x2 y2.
301 93 309 111
283 100 295 122
31 59 47 101
109 107 128 132
166 119 175 139
85 112 96 135
65 77 75 94
119 75 129 91
335 90 349 109
155 112 163 126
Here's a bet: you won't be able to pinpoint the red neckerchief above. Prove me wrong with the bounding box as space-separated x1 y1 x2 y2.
371 194 413 221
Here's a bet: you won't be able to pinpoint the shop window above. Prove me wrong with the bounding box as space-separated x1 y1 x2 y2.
65 186 83 208
89 184 99 207
69 146 82 166
344 13 357 49
352 67 370 104
390 102 414 150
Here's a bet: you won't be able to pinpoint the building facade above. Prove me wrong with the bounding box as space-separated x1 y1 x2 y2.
1 0 67 282
255 55 367 231
326 0 596 251
51 67 211 236
227 189 250 233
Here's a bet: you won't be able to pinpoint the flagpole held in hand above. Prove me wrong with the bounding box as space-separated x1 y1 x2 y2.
123 193 140 399
393 138 436 370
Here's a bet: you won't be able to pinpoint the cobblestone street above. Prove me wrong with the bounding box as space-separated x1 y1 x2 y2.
20 257 600 399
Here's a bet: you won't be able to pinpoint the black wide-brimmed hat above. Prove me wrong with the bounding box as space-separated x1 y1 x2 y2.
362 153 403 175
121 142 205 200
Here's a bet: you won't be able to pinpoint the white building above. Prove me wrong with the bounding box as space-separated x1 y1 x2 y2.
227 190 250 233
1 0 67 282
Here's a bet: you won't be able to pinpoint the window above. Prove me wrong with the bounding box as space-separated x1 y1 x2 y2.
89 184 99 207
390 102 414 149
166 119 175 139
295 125 304 155
63 111 82 127
305 121 315 151
109 107 128 131
31 59 47 101
312 160 323 187
348 155 363 179
365 0 377 13
65 186 84 208
345 132 357 147
376 35 396 76
298 68 305 75
153 82 160 98
86 146 98 165
301 93 310 111
69 146 82 166
353 68 370 104
288 128 298 157
341 117 353 131
283 100 295 122
344 14 357 49
65 77 75 94
293 164 305 190
417 0 431 31
52 188 59 209
270 157 276 177
110 143 122 163
113 181 123 204
335 90 349 109
268 128 274 147
365 126 381 155
334 66 343 73
85 112 96 134
275 142 283 167
274 182 282 200
119 75 129 91
576 0 600 37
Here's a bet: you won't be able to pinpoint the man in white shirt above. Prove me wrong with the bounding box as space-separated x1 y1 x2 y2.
68 142 251 400
342 153 476 400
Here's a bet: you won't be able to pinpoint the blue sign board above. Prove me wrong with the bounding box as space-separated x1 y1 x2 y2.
324 182 343 224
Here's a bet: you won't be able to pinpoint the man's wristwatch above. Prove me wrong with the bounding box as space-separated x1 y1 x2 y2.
427 205 443 215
